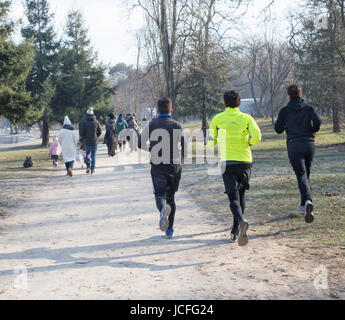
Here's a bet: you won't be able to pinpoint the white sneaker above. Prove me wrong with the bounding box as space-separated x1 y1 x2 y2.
304 200 314 223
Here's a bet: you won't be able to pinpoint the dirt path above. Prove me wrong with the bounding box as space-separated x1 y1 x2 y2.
0 145 335 299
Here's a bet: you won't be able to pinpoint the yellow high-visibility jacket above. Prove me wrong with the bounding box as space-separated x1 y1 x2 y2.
208 107 262 163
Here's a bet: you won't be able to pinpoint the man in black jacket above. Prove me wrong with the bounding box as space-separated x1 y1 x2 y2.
138 97 185 239
275 85 322 223
79 108 102 175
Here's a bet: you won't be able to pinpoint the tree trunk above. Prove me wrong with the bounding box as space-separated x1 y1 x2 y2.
332 105 341 133
10 123 15 135
41 119 50 147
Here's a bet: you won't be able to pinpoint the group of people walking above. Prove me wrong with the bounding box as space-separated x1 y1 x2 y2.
138 84 321 245
104 112 141 155
48 84 321 246
48 109 141 177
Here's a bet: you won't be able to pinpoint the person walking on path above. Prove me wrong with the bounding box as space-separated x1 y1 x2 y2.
104 113 118 157
128 115 140 152
116 114 128 152
138 97 185 240
274 85 322 223
79 108 102 175
48 137 61 167
208 90 262 246
58 116 78 177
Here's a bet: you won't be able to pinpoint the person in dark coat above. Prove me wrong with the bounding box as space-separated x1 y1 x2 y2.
79 108 102 175
275 84 322 223
138 97 186 240
104 113 118 157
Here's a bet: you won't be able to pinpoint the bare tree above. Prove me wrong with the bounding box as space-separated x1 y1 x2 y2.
133 0 190 115
238 37 294 121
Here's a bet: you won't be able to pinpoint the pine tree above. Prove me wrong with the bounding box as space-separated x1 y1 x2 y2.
21 0 60 146
53 10 116 124
0 0 43 126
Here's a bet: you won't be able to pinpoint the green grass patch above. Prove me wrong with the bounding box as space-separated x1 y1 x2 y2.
0 145 53 180
0 145 55 213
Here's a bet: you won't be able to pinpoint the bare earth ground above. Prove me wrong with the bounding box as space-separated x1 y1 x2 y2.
0 143 342 300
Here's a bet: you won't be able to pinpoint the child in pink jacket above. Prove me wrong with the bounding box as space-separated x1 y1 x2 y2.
48 137 61 167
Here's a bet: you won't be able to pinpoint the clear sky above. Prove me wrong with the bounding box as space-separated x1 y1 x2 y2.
10 0 299 67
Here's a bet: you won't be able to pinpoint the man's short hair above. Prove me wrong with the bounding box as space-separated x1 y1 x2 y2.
157 97 172 114
224 90 241 108
287 85 302 98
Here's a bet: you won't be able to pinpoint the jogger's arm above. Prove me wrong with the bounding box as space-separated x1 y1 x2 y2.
274 109 285 134
207 116 219 146
138 123 150 151
310 106 322 133
248 116 262 146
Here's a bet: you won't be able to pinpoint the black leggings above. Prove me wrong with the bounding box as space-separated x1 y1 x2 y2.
227 188 246 235
287 140 315 206
222 164 251 235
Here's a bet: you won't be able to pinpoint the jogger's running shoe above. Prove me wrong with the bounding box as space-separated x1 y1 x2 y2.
166 229 174 239
238 220 249 247
159 204 171 232
304 200 314 223
229 233 237 243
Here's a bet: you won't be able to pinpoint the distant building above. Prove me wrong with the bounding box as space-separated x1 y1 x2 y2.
0 117 11 134
240 99 257 116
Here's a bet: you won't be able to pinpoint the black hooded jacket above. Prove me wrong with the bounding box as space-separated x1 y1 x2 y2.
79 114 102 146
274 97 322 142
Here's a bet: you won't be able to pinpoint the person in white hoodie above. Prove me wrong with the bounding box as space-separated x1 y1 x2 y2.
58 116 78 177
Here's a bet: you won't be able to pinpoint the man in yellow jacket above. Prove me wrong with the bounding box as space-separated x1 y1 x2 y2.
208 90 262 246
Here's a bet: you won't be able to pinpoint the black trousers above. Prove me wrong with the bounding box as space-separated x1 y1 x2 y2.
151 164 182 230
222 164 252 235
51 155 59 161
287 140 315 206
